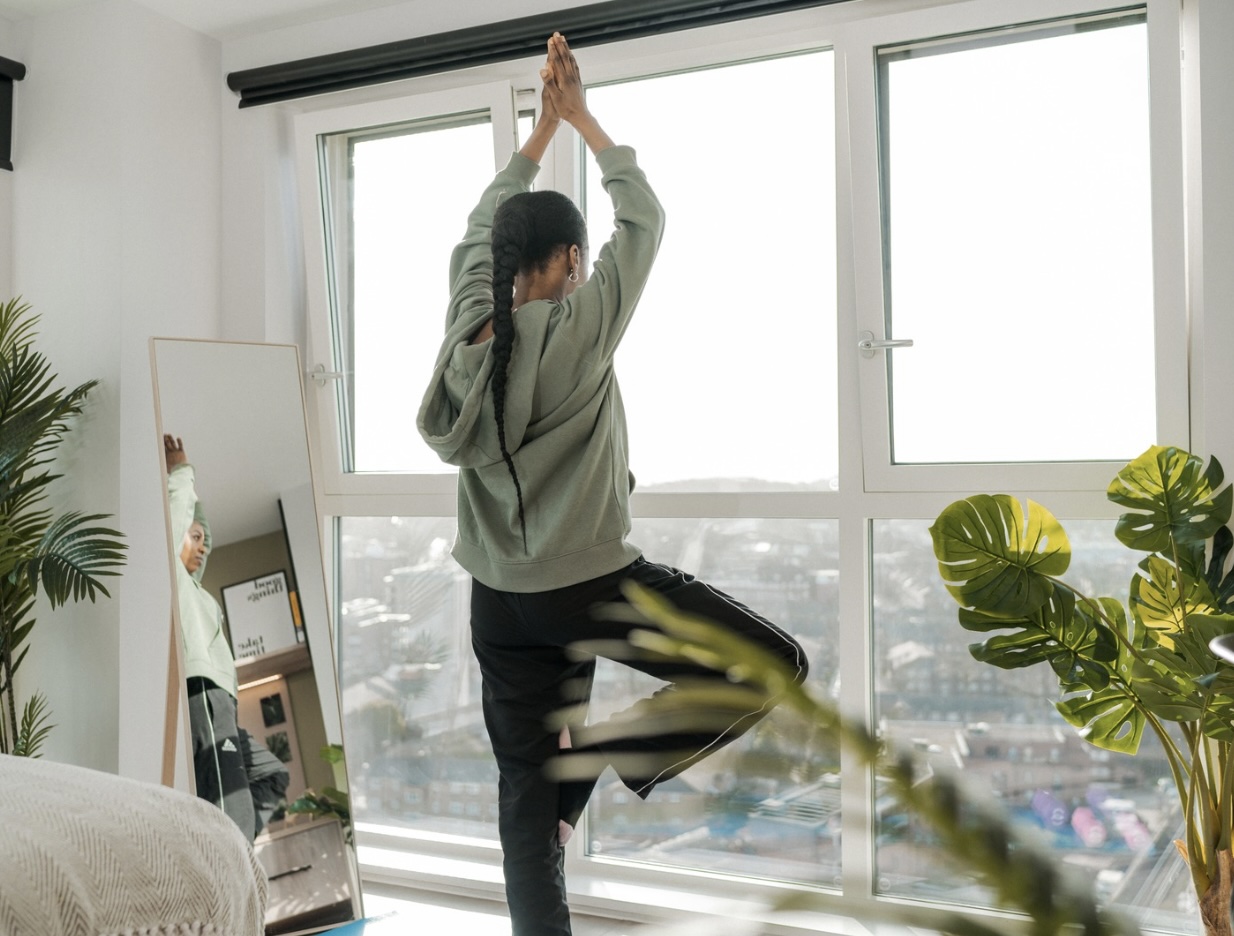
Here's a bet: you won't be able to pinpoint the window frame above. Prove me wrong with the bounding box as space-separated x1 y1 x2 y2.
294 81 521 496
290 0 1191 929
846 0 1186 493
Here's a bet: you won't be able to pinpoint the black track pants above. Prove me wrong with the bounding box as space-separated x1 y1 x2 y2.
187 676 257 843
469 556 808 936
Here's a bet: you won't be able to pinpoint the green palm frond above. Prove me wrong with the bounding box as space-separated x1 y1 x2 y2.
11 691 53 757
0 461 60 505
0 645 31 695
0 341 58 414
0 394 95 482
0 356 92 465
0 299 126 754
2 505 53 551
0 298 40 356
22 512 127 606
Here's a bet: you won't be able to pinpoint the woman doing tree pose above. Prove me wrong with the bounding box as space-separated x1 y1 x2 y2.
417 33 808 936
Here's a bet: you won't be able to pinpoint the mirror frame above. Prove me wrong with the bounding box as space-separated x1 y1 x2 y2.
150 337 362 933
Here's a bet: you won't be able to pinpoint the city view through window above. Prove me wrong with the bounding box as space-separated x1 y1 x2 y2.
336 514 1189 927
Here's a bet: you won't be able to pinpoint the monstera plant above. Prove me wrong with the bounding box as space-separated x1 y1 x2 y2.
0 298 126 756
930 446 1234 936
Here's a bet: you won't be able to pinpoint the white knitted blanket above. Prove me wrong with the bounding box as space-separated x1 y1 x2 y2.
0 756 267 936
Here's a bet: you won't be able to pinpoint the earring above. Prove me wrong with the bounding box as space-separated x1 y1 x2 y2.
568 268 579 283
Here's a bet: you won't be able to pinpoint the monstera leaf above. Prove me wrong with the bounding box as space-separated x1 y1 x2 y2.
1055 624 1159 755
1137 613 1234 739
959 588 1117 691
1130 556 1221 650
930 495 1071 619
1056 680 1146 755
1206 526 1234 612
1109 446 1232 552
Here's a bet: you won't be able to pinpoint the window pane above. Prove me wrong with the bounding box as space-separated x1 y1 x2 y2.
882 18 1154 464
338 517 497 839
347 117 495 472
873 519 1190 933
586 518 839 887
585 52 837 491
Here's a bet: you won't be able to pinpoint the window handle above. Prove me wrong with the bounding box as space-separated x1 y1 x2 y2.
308 363 345 387
858 330 914 358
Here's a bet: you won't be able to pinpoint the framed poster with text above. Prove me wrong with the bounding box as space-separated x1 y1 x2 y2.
222 570 297 661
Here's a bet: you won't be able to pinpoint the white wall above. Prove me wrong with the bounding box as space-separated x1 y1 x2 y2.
9 0 220 775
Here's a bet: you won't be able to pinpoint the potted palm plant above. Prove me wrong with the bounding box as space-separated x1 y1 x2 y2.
0 298 127 756
930 445 1234 936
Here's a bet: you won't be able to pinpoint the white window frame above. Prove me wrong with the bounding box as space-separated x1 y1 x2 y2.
847 0 1186 494
289 0 1191 930
294 81 520 500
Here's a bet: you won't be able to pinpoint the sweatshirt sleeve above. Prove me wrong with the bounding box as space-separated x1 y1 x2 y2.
444 151 541 334
554 145 665 364
167 464 197 553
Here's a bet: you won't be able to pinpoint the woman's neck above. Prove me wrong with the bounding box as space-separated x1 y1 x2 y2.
513 283 564 307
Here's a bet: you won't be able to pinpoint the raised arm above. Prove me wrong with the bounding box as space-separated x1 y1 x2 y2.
445 156 539 333
164 434 197 553
535 35 664 370
518 62 562 165
446 40 582 334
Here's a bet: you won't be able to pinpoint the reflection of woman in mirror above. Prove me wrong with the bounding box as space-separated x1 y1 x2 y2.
417 34 809 936
164 434 286 843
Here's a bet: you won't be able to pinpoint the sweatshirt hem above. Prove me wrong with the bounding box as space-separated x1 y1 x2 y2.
453 538 642 594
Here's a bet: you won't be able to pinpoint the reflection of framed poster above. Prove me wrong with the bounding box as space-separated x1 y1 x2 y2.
222 570 298 661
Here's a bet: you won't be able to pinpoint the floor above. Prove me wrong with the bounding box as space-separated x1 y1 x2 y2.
360 884 652 935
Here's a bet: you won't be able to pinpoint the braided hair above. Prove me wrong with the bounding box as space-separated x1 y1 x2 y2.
489 190 587 551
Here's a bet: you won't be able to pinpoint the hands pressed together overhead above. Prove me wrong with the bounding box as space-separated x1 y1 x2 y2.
539 32 586 125
520 33 614 162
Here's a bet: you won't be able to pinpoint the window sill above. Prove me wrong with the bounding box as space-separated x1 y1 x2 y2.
355 838 989 936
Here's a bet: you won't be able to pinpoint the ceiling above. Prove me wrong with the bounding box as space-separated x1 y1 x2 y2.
0 0 413 40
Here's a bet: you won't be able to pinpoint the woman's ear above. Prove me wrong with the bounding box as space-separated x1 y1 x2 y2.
569 244 582 272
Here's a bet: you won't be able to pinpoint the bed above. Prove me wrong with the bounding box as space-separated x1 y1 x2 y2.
0 755 267 935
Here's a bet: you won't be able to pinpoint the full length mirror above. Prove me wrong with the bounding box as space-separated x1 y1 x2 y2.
151 338 361 935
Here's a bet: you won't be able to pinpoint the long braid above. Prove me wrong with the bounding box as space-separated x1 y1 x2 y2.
490 221 529 551
488 190 587 554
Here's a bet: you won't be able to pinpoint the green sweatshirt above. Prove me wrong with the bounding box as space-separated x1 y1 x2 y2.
417 145 665 592
168 464 239 696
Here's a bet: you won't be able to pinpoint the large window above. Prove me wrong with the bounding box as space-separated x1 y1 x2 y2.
584 52 837 490
296 0 1187 930
588 518 840 884
349 118 495 473
338 516 496 838
877 14 1155 466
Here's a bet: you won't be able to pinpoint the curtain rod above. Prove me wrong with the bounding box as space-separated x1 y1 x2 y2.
0 56 25 170
226 0 850 108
